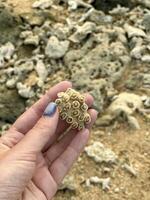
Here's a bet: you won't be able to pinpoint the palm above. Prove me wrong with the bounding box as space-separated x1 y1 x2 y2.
0 82 97 200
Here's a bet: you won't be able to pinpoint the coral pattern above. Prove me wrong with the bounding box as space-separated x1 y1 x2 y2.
55 88 91 130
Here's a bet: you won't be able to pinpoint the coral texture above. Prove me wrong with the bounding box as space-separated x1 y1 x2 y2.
55 88 91 130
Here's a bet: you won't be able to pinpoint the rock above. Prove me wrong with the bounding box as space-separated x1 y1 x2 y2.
34 59 48 81
69 22 96 43
130 46 146 59
32 0 53 9
143 74 150 87
124 24 146 38
68 0 92 11
16 82 35 98
45 36 70 59
59 175 77 191
97 93 143 128
142 14 150 31
0 42 15 68
85 142 117 164
20 31 40 46
0 86 25 122
109 5 129 15
143 97 150 108
51 23 70 40
122 163 137 177
6 77 18 89
141 55 150 63
127 115 140 130
86 176 110 190
24 35 40 46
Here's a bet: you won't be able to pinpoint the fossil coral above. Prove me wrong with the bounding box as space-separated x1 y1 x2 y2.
32 0 53 9
45 36 70 59
55 88 91 130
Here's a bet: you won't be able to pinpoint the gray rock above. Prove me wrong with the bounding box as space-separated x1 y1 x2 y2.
85 142 117 164
141 55 150 63
35 59 48 81
68 0 92 10
69 22 96 43
45 36 70 59
0 42 15 68
142 14 150 31
124 24 146 38
32 0 53 9
86 176 111 190
59 175 77 191
122 163 137 177
17 82 35 99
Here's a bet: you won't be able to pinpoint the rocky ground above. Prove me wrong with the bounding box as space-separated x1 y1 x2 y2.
0 0 150 199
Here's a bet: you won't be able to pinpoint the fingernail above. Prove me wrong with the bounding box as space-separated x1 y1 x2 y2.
43 102 57 117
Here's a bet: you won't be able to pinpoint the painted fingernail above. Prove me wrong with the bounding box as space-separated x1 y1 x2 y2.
43 102 57 117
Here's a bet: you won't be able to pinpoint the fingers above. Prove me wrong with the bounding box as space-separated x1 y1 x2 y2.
13 103 59 153
44 109 97 165
49 129 90 184
12 81 72 134
43 93 94 152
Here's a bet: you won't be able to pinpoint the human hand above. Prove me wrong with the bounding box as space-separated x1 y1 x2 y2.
0 81 97 200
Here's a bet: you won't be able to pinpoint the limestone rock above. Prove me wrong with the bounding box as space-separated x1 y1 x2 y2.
67 0 92 11
45 36 70 59
69 22 96 43
59 175 77 191
17 82 35 99
0 42 15 68
124 24 146 38
86 176 111 190
85 142 117 164
32 0 53 9
97 92 143 129
34 60 48 81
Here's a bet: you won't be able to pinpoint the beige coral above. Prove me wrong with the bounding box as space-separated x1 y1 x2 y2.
55 88 91 130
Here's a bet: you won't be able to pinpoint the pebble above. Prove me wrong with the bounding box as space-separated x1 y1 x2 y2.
85 142 117 164
32 0 53 9
122 163 137 177
45 36 70 59
86 176 111 190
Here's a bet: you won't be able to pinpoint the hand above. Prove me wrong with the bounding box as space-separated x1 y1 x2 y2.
0 81 97 200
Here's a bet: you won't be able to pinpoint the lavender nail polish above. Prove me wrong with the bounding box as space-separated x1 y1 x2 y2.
43 102 57 117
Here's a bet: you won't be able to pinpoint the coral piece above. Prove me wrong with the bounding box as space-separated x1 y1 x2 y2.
86 176 110 190
59 175 77 191
45 36 70 59
85 142 117 164
96 92 143 129
69 22 96 43
55 88 91 130
124 24 146 38
0 42 15 68
32 0 53 9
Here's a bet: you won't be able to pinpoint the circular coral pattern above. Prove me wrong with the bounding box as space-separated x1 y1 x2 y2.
55 88 91 130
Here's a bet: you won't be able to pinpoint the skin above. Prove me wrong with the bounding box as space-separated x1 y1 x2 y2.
0 81 97 200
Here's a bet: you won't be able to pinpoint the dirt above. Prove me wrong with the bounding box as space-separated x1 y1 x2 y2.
2 0 150 200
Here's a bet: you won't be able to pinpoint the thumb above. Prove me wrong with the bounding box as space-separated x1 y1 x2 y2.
14 102 59 153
